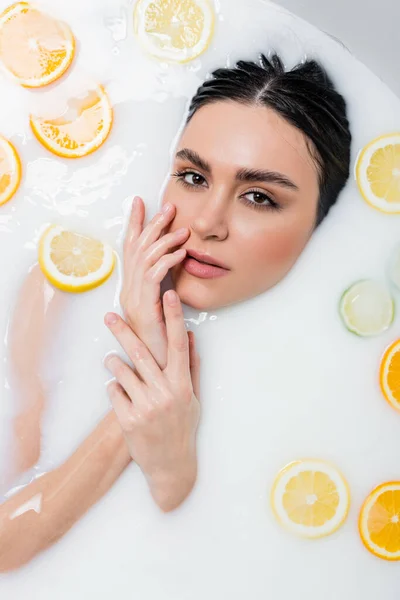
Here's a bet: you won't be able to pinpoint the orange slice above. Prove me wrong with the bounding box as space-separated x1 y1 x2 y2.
379 338 400 412
0 2 75 88
30 86 113 158
359 482 400 561
38 225 115 293
0 135 21 206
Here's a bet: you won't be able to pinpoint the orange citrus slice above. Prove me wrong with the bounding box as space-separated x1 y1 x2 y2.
38 225 115 293
134 0 214 63
0 135 21 206
356 133 400 213
379 338 400 412
359 482 400 561
30 86 113 158
0 2 75 88
271 459 350 539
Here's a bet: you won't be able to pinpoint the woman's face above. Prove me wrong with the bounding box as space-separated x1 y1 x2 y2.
162 101 320 311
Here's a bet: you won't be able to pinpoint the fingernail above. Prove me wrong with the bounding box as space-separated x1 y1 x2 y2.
166 290 178 305
105 313 118 326
132 196 139 208
176 227 188 235
162 203 172 215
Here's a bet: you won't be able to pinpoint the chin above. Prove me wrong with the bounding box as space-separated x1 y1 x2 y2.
172 269 223 311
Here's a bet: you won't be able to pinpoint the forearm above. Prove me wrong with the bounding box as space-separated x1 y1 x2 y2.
148 455 198 513
0 410 130 572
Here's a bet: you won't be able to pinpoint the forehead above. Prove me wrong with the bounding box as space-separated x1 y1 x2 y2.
177 101 319 188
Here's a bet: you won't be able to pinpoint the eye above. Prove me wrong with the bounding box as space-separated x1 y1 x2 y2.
172 169 207 189
241 190 280 211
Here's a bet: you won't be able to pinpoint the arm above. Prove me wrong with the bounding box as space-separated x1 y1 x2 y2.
0 410 130 573
8 264 66 476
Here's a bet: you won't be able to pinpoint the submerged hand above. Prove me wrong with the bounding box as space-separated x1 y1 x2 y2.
104 289 200 512
120 196 190 369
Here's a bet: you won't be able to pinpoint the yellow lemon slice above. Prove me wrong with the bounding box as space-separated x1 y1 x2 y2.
0 2 75 88
30 85 113 159
356 133 400 213
271 459 350 539
359 482 400 561
134 0 214 63
39 225 115 293
379 338 400 412
0 135 21 206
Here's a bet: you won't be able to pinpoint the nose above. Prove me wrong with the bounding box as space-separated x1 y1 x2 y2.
190 192 229 241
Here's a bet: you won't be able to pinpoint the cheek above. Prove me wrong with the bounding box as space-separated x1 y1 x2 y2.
242 219 312 273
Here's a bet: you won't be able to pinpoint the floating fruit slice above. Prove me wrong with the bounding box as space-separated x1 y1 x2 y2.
134 0 214 63
271 459 350 539
356 133 400 213
359 482 400 561
38 225 115 292
379 338 400 412
0 2 75 88
30 86 113 158
339 279 394 337
0 135 21 206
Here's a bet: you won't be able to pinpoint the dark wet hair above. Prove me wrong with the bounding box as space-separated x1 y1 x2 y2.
186 53 351 226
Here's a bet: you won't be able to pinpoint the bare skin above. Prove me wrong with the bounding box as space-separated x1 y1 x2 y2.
0 101 320 571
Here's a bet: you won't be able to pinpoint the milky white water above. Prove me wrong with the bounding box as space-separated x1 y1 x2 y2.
0 0 400 597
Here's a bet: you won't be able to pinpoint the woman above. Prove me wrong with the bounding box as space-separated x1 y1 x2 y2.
0 53 351 571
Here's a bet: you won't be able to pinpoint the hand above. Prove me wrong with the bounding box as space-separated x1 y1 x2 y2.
120 196 190 369
104 289 200 512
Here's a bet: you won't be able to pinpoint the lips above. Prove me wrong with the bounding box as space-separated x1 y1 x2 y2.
185 249 229 270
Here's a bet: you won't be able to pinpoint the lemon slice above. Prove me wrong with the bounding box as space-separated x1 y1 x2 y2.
359 482 400 561
271 459 350 539
39 225 115 293
30 85 113 159
379 338 400 412
356 133 400 213
0 2 75 88
134 0 214 63
339 280 394 337
0 135 21 206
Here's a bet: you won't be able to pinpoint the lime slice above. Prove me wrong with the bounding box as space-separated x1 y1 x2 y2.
339 280 394 336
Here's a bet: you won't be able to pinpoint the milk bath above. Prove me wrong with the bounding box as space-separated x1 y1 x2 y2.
0 0 400 597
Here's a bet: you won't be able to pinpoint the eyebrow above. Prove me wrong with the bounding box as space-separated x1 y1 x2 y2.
175 148 299 191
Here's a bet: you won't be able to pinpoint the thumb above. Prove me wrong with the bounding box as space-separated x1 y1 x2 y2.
188 331 200 400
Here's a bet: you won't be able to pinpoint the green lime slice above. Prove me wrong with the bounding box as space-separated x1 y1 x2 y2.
339 280 394 337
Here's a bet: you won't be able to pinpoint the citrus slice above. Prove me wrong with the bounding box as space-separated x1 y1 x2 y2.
134 0 214 63
0 2 75 88
339 279 394 337
356 133 400 213
0 135 21 206
38 225 115 292
271 459 350 539
30 86 113 158
359 482 400 561
379 339 400 412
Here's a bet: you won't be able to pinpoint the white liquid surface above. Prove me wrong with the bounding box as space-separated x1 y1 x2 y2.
0 0 400 597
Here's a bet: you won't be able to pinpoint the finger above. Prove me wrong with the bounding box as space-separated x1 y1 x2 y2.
136 202 176 253
144 249 186 304
188 331 201 400
104 354 143 405
107 380 134 429
124 196 145 256
104 313 166 390
144 228 189 269
164 290 190 380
